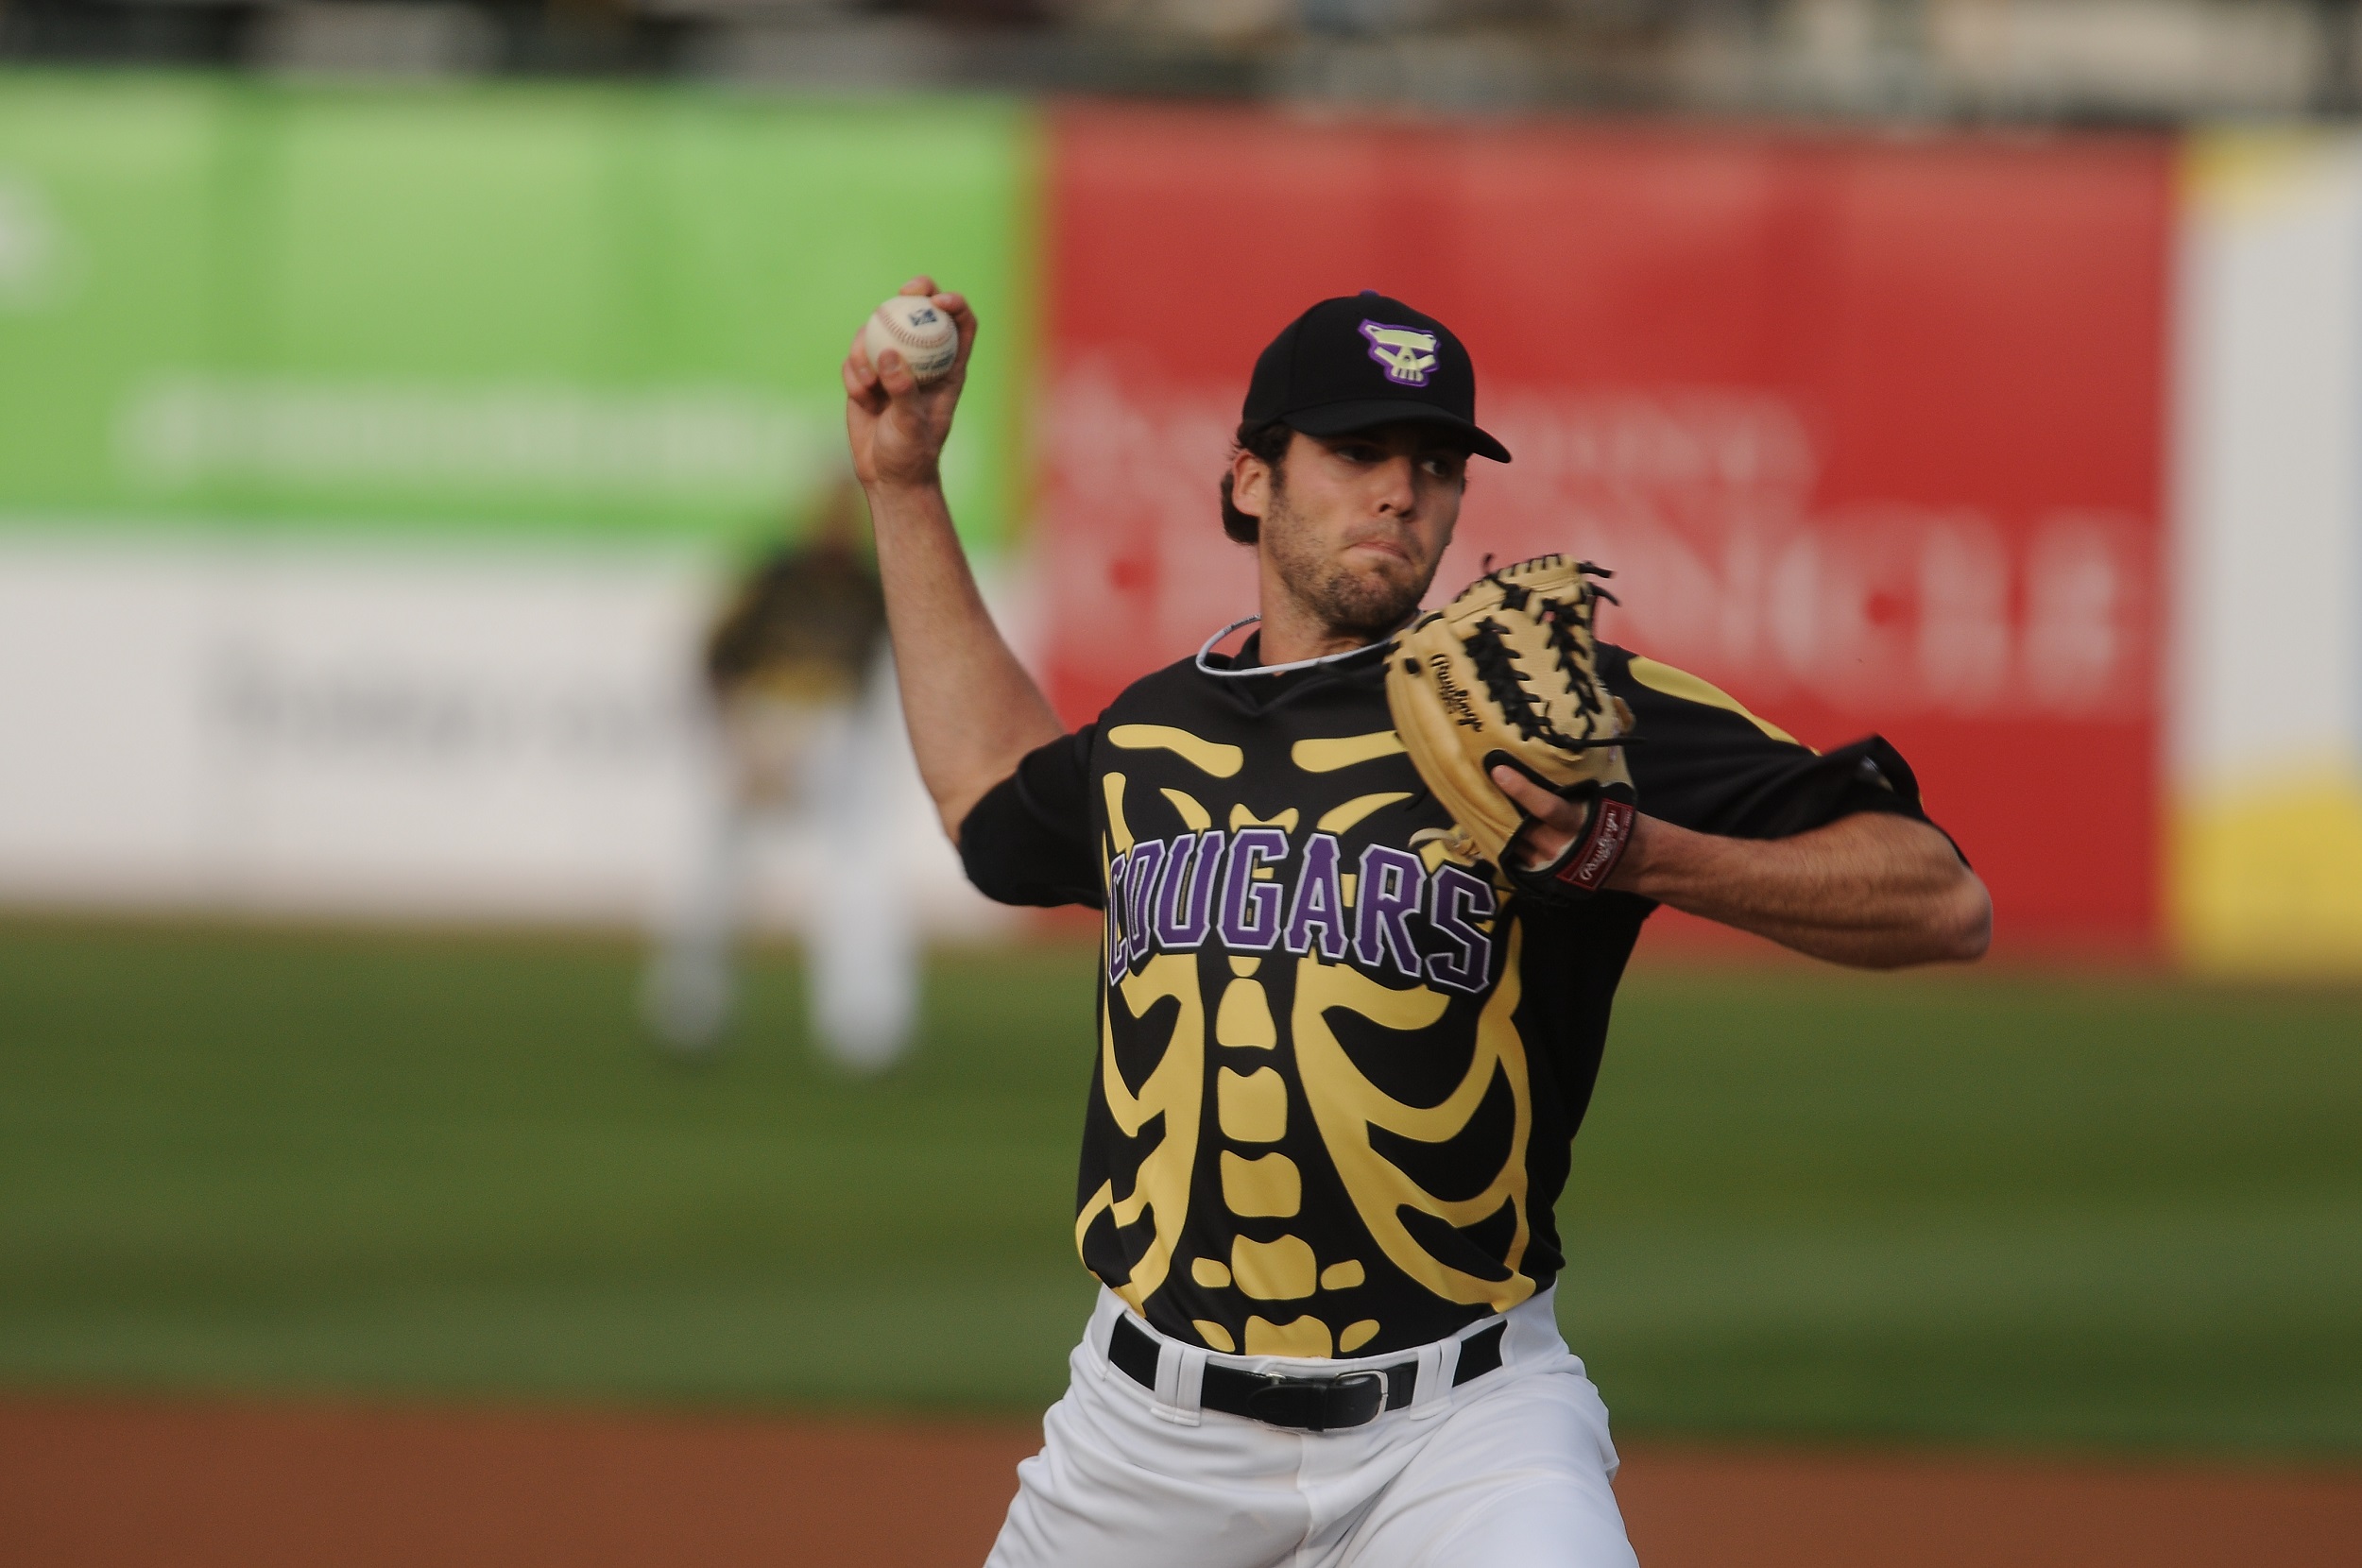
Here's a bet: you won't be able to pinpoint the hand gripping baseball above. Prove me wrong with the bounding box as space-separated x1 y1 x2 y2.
843 276 977 490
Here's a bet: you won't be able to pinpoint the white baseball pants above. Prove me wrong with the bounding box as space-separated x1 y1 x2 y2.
984 1287 1639 1568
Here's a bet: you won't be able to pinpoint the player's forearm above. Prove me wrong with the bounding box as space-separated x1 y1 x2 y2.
1609 811 1992 968
864 477 1063 839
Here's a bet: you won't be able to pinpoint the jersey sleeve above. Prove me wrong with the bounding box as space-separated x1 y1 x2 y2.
957 724 1104 909
1600 649 1944 844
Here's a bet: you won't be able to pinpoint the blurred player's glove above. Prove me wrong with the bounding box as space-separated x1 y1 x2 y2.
1385 555 1636 905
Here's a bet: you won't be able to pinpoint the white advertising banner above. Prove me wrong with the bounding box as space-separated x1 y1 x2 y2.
0 531 1004 937
2174 130 2362 971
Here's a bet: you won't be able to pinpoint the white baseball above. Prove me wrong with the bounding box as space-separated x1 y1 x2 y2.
864 294 959 383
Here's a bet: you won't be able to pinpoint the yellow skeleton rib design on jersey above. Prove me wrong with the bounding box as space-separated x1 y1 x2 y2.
1316 793 1413 836
1074 951 1205 1316
1160 788 1214 831
1110 724 1245 776
1079 770 1205 1314
1292 730 1406 773
1292 922 1535 1313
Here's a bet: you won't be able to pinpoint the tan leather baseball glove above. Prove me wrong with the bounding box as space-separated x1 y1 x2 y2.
1385 555 1637 904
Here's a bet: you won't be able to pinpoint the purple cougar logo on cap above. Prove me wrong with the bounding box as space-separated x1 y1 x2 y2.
1360 319 1440 386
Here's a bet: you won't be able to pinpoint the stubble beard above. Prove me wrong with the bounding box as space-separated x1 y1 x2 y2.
1262 486 1439 642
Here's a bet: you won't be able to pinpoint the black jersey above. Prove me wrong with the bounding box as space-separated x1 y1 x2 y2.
960 636 1936 1360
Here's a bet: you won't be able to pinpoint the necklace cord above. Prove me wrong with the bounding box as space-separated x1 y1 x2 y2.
1192 614 1408 679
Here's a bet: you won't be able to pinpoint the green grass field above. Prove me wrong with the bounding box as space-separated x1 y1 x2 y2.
1 919 2355 1457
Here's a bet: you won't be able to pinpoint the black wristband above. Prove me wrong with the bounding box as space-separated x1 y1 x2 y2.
1508 780 1636 906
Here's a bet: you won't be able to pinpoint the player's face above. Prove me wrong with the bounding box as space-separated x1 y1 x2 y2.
1251 425 1467 640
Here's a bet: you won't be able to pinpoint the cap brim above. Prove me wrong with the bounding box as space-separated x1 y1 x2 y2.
1284 400 1512 464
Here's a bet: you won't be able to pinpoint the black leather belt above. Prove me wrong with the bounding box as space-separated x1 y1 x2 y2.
1107 1314 1507 1433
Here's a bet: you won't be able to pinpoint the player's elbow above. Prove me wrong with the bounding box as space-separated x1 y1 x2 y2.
1844 868 1990 971
1932 871 1993 963
932 774 1003 848
1841 821 1992 968
1886 869 1989 967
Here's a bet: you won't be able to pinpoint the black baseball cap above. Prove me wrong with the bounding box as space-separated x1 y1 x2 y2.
1241 291 1511 464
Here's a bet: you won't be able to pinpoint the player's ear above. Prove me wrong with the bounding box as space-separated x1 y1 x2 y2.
1230 447 1273 519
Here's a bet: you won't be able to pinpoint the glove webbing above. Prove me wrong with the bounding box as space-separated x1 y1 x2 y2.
1464 618 1625 755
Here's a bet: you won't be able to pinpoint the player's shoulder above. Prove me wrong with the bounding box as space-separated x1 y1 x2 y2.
1600 641 1806 751
1103 653 1210 712
1085 654 1220 741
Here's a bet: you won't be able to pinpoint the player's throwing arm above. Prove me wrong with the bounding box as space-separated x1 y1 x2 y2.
841 279 1062 839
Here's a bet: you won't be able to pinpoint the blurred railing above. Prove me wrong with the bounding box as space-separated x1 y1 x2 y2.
8 0 2362 123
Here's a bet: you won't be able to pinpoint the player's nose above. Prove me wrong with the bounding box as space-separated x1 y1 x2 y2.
1370 453 1418 515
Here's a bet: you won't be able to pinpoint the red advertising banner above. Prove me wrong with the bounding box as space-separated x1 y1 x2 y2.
1040 107 2169 947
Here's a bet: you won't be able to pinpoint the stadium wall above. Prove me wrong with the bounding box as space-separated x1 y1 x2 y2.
2 74 2355 967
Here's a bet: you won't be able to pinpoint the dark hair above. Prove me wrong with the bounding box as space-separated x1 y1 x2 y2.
1219 420 1294 545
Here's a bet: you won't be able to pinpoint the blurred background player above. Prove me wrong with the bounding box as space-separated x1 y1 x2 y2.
640 476 916 1072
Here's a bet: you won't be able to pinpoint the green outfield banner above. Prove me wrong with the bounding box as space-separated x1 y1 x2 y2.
0 74 1033 549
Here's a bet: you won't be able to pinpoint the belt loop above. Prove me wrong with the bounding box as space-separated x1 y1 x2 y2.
1409 1337 1457 1420
1089 1292 1120 1380
1177 1345 1207 1416
1151 1338 1206 1427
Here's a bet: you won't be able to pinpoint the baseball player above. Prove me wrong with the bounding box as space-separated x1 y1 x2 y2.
642 478 917 1071
843 281 1989 1566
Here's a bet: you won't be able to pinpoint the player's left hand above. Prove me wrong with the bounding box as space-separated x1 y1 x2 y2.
1490 764 1645 889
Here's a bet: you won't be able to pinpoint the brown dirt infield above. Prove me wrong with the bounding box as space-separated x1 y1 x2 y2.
3 1398 2356 1567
